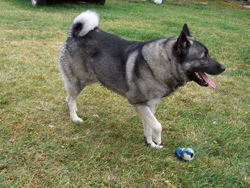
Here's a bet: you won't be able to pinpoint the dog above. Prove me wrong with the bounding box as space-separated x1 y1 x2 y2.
58 10 225 148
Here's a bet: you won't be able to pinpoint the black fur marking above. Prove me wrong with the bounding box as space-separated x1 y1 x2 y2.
73 23 84 37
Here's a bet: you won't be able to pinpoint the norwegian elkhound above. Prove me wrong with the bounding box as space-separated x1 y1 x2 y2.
58 11 225 148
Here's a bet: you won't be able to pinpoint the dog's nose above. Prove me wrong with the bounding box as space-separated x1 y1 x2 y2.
220 65 226 72
218 65 226 72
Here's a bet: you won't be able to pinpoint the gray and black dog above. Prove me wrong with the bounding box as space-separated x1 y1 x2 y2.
58 11 225 148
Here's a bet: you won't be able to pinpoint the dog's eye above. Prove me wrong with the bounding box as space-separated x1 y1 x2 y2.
201 55 206 60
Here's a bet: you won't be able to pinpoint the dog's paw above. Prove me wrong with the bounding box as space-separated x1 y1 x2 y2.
148 142 163 149
153 0 162 4
144 136 163 149
152 134 162 146
71 117 83 123
156 145 163 149
151 143 163 149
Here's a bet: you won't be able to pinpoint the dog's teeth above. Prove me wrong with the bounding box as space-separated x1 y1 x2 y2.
195 72 203 80
195 72 201 79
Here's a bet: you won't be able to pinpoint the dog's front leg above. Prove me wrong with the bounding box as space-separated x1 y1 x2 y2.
134 105 163 149
142 105 155 144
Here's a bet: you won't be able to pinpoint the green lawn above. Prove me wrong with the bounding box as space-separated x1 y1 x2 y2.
0 0 249 187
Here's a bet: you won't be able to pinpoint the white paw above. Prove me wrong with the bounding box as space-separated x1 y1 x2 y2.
153 0 162 4
149 141 163 149
151 144 163 149
153 139 162 146
71 116 83 123
156 145 163 149
152 133 162 146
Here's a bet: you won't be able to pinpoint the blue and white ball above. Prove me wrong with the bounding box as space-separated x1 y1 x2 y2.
175 148 195 161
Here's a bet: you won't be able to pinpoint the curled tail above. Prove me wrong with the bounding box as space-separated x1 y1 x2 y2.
67 10 99 38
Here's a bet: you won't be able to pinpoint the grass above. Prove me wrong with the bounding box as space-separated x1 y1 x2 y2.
0 0 249 187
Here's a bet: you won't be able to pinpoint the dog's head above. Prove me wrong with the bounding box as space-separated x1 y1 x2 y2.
174 24 226 89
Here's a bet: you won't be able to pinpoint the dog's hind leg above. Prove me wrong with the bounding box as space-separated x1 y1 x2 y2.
58 45 89 122
65 81 86 123
135 105 163 149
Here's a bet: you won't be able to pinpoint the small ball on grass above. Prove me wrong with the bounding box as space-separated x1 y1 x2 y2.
175 148 195 161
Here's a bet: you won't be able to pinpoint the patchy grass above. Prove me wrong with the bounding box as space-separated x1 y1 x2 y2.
0 0 249 187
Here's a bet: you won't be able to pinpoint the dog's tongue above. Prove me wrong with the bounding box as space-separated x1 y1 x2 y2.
198 71 216 89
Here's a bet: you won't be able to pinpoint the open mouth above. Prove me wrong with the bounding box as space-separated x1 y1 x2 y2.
189 71 216 89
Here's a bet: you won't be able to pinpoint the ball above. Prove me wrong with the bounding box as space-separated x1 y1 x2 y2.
175 147 195 161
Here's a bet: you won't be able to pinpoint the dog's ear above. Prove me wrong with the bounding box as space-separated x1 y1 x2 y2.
176 29 191 56
182 24 191 37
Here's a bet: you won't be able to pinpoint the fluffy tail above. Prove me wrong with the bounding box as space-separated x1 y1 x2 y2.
67 10 99 38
